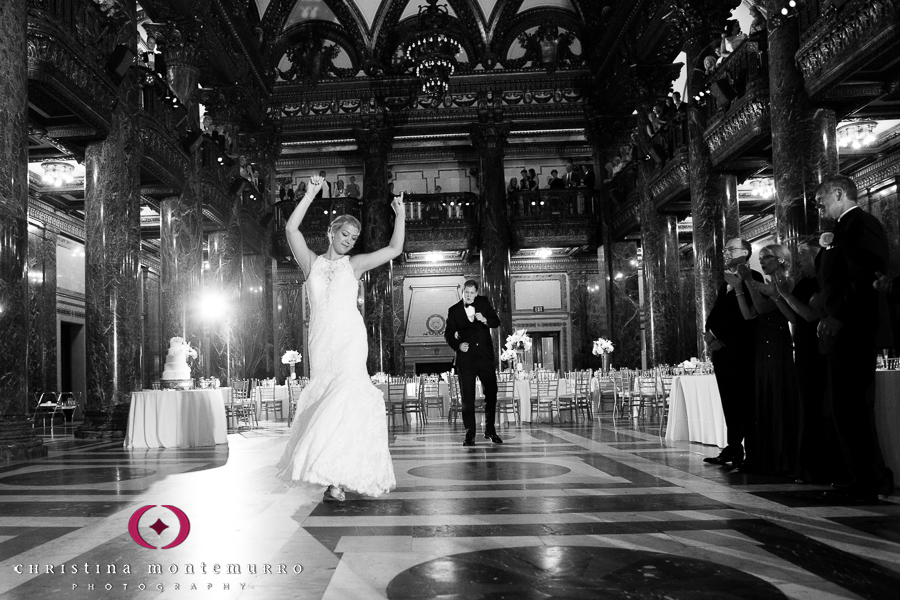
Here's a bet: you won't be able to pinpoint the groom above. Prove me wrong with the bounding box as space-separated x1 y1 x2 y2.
445 280 503 446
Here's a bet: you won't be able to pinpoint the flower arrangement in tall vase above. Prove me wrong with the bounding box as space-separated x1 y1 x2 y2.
500 329 532 380
281 350 302 382
592 337 614 375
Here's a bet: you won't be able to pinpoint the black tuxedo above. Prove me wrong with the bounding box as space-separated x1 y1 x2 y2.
705 268 763 458
445 295 501 441
818 206 891 494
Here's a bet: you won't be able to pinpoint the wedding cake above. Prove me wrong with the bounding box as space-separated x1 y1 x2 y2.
161 337 194 381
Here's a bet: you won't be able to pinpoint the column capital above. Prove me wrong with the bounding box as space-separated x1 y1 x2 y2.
469 122 510 154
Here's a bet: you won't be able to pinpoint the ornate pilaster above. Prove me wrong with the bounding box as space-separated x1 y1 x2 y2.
723 173 741 240
0 0 30 419
767 0 837 255
355 126 395 374
27 225 58 395
470 121 512 350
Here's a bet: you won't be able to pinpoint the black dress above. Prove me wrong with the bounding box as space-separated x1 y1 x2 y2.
791 276 846 483
750 305 799 474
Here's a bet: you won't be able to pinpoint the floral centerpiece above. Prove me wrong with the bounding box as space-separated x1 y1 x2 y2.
281 350 302 379
501 329 532 379
592 337 614 374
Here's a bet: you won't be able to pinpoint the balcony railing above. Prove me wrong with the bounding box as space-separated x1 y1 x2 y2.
404 193 479 223
508 189 598 220
700 32 768 121
274 198 363 234
28 0 117 58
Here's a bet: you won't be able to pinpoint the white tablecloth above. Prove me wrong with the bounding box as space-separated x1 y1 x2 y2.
664 375 727 448
125 389 228 449
251 385 290 420
512 379 573 424
875 371 900 482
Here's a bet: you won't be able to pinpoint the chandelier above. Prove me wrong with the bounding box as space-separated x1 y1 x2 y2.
40 161 75 187
748 178 775 199
405 0 461 98
837 121 878 149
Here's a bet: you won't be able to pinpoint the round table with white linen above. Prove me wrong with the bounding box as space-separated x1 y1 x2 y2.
664 374 727 448
125 389 228 449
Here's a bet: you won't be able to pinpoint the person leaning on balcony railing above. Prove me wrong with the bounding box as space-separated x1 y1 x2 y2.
717 20 746 64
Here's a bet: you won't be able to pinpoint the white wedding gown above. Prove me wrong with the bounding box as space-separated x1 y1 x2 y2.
276 255 396 496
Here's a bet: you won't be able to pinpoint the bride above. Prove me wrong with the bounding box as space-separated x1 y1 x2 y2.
276 174 405 501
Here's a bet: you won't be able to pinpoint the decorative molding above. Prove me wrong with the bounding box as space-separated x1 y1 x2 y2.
610 202 640 238
797 0 900 97
511 219 599 249
138 115 189 193
741 214 776 241
704 95 770 165
26 30 117 131
648 151 689 209
851 148 900 191
27 198 85 240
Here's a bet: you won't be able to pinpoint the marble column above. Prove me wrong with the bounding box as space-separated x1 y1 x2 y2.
608 241 642 369
0 0 30 422
28 226 58 394
584 116 615 341
207 217 243 382
159 185 203 376
767 1 838 253
722 173 741 240
470 122 512 351
687 103 727 357
80 104 143 435
638 162 683 366
355 127 394 374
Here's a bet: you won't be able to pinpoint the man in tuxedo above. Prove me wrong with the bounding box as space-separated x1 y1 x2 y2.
563 162 580 188
315 170 331 198
816 174 893 500
703 238 763 469
444 280 502 446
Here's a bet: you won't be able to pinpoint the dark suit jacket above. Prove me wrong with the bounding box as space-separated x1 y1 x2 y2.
444 296 500 365
818 206 888 340
548 178 565 189
705 268 764 351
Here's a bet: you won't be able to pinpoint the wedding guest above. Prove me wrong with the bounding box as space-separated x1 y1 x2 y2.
315 170 331 198
773 240 845 484
816 174 893 500
507 177 519 195
703 238 763 470
739 243 799 475
345 175 360 198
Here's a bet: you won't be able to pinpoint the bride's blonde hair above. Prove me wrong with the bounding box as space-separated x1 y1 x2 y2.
327 215 361 239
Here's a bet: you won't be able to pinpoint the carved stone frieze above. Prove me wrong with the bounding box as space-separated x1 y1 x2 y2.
26 31 117 130
27 197 86 241
511 219 598 249
610 202 640 238
851 148 900 191
796 0 899 96
704 94 770 166
648 151 690 209
741 214 776 241
404 223 479 253
199 178 233 227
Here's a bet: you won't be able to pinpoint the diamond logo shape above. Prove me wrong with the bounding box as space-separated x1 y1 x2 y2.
149 518 169 536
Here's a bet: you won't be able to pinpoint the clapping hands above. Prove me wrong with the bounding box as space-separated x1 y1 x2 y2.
723 270 742 288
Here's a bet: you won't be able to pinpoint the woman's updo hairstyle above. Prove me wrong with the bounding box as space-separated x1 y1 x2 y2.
761 243 792 272
327 214 362 240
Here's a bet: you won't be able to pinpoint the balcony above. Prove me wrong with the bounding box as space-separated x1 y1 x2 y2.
508 189 600 249
700 33 771 168
27 0 120 139
403 193 479 253
797 0 900 102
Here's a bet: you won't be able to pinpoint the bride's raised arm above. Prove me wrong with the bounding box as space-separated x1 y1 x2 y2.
285 175 325 277
352 193 406 278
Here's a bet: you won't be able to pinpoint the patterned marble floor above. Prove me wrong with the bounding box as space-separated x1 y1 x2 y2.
1 415 899 599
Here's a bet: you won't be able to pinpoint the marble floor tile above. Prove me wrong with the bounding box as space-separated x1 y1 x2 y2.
0 416 895 599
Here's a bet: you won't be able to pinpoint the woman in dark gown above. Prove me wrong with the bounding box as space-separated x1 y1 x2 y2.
738 244 799 474
774 241 846 484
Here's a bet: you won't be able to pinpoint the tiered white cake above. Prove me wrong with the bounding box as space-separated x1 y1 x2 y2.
161 337 192 381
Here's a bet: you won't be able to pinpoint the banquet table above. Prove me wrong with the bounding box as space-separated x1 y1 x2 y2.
664 374 727 448
511 379 574 424
875 370 900 483
125 389 228 449
251 385 290 420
